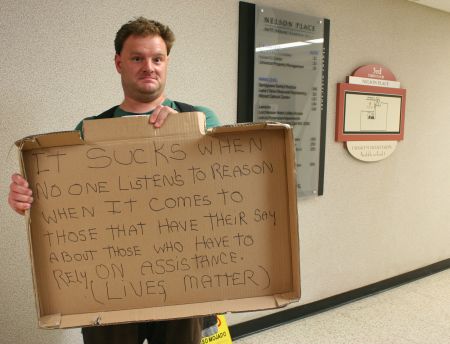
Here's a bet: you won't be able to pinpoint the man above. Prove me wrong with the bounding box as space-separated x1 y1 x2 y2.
8 17 219 344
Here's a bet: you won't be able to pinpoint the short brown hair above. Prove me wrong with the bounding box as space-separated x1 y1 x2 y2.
114 17 175 55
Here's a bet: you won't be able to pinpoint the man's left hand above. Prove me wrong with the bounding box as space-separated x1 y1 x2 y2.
149 105 177 128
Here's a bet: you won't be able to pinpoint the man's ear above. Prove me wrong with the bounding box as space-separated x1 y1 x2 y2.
114 54 122 73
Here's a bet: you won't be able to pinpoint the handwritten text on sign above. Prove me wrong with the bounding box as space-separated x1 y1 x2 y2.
24 130 292 315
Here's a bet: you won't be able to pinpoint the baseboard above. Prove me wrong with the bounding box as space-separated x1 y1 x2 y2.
229 259 450 339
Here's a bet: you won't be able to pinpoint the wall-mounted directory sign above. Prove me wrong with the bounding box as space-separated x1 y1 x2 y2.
237 1 330 197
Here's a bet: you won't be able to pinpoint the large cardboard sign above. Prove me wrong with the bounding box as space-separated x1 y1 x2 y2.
17 113 300 328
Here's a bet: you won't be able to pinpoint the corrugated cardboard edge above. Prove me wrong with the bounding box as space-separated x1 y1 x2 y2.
207 121 291 135
16 140 45 327
283 127 301 303
14 112 205 149
82 112 206 143
39 295 294 329
15 131 83 150
39 314 62 328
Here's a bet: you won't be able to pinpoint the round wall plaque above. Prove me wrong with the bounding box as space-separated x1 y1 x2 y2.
346 141 397 162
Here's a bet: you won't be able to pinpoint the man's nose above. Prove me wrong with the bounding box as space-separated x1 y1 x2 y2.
143 58 154 72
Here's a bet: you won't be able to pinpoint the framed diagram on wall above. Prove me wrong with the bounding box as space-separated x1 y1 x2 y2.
336 83 406 142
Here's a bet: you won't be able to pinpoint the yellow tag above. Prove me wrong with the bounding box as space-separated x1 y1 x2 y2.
201 315 233 344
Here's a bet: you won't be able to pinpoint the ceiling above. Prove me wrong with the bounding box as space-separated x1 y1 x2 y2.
408 0 450 13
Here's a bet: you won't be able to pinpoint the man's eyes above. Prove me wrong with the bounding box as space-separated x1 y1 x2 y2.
130 56 164 63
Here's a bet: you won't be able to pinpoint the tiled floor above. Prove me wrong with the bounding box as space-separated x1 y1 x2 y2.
234 270 450 344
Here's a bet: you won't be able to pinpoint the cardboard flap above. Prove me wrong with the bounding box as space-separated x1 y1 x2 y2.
15 131 83 151
208 121 291 135
49 295 298 328
38 314 62 329
83 112 206 143
274 291 300 307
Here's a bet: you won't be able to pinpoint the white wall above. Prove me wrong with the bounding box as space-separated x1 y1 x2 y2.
1 1 449 343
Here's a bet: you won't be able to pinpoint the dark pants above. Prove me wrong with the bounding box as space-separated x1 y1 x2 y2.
82 318 203 344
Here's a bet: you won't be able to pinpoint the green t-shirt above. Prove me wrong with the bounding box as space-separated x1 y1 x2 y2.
75 98 220 132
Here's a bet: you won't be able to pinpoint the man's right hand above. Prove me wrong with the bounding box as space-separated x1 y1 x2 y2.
8 173 33 215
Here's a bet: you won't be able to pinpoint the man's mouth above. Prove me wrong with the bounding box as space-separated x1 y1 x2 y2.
139 74 158 82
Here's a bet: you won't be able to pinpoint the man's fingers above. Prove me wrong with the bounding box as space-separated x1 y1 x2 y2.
149 106 160 124
9 173 32 215
148 105 177 128
10 181 32 196
11 173 29 187
13 201 31 211
149 105 165 124
8 187 33 209
8 196 29 215
10 192 33 204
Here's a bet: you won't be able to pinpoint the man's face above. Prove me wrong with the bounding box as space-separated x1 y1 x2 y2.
115 34 169 103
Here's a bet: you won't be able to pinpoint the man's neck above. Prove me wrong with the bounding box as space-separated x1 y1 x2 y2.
120 94 166 113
